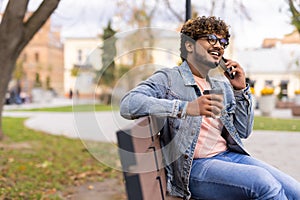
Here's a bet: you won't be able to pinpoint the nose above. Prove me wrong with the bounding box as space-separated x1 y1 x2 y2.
215 40 225 49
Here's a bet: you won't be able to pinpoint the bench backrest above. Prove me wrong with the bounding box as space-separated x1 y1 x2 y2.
116 116 181 200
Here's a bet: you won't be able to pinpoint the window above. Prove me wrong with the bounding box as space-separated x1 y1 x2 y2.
34 52 39 62
77 49 82 63
280 80 289 98
265 80 273 87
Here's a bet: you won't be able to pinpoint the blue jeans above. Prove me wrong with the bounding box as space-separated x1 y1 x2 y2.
189 151 300 200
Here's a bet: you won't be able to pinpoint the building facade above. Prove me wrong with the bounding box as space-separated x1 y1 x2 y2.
63 37 102 98
17 17 64 98
236 31 300 100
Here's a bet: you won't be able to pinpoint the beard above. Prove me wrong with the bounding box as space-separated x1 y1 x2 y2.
194 45 220 70
196 55 218 68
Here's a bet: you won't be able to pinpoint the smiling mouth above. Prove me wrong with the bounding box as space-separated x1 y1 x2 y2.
209 50 220 57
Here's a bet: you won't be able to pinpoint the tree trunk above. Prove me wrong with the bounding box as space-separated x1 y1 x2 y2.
0 0 61 140
0 53 17 140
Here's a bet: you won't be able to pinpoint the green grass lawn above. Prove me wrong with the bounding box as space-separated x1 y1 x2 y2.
253 116 300 132
0 117 122 199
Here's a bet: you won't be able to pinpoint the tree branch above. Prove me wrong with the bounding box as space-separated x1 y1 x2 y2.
289 0 299 16
288 0 300 33
163 0 184 22
0 0 29 49
18 0 61 53
149 0 159 18
0 0 28 28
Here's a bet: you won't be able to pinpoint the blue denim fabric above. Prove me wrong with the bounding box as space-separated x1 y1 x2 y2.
189 151 300 200
120 61 254 199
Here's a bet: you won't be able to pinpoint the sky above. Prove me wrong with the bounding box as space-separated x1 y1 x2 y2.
50 0 296 50
0 0 297 49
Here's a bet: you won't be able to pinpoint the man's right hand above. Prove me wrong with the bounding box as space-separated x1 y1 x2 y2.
186 94 224 118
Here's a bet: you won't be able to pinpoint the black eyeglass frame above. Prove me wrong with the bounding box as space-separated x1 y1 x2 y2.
197 34 229 49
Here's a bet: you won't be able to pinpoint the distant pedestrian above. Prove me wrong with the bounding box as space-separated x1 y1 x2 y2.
69 89 73 99
76 90 80 99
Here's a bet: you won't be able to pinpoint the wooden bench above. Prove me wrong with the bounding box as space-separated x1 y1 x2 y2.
116 116 182 200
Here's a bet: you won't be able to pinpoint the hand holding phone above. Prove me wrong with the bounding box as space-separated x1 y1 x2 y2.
219 57 235 79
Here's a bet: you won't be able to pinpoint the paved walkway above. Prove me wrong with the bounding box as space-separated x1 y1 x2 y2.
243 131 300 181
3 99 300 182
3 98 131 142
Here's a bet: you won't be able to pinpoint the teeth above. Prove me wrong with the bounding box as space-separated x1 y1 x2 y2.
210 52 219 56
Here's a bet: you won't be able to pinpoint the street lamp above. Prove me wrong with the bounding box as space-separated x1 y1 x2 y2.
186 0 191 21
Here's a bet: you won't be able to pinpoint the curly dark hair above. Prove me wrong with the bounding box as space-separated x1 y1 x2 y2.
180 16 230 61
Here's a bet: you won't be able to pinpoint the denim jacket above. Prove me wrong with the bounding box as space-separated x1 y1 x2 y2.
120 61 254 199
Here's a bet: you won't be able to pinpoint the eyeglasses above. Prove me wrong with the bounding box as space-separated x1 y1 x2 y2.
198 34 229 49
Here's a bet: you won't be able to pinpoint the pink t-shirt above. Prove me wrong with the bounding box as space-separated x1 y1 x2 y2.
193 75 227 158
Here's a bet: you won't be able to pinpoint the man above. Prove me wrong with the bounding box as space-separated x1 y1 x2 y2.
120 16 300 200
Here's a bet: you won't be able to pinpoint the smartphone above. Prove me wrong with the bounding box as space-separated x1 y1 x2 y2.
219 57 234 79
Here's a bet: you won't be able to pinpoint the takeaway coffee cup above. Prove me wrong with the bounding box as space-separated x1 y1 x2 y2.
203 89 224 118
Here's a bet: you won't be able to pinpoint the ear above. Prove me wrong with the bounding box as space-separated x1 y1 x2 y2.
185 41 194 53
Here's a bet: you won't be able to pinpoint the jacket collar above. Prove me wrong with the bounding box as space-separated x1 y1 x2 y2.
178 61 219 89
178 61 197 86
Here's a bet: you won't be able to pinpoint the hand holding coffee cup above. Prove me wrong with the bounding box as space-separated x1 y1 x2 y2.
203 89 224 118
186 89 224 118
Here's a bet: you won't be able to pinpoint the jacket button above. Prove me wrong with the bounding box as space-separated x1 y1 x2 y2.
184 154 189 159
